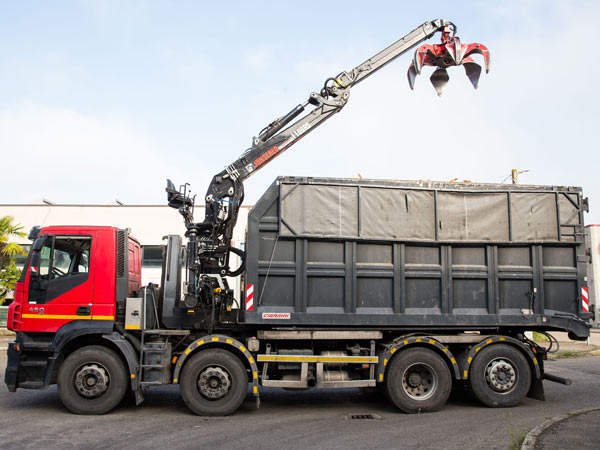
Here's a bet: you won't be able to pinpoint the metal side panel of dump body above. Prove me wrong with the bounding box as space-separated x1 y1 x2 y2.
244 177 591 338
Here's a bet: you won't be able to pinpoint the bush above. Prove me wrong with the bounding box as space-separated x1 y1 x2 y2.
0 216 27 305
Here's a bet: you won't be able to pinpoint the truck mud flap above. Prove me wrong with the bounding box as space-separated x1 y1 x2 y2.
4 342 20 392
528 378 545 401
102 333 144 405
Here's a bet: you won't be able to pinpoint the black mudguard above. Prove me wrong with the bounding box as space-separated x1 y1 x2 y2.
5 342 20 392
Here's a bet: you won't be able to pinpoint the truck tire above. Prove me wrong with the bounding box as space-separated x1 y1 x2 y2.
384 347 452 413
57 345 128 415
180 349 248 416
469 344 531 408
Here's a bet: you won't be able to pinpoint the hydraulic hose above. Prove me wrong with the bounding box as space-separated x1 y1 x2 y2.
227 246 246 277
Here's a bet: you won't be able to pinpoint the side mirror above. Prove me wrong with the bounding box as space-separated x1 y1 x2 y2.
32 237 45 251
30 237 45 277
28 226 42 241
30 251 41 277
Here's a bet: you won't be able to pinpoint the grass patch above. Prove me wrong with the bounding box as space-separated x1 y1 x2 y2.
507 412 527 450
508 430 526 450
532 331 549 342
552 350 600 358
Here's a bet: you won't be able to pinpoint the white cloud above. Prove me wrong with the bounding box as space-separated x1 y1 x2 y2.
2 2 598 225
0 103 174 205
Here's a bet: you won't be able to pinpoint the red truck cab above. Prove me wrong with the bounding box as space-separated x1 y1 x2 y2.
9 226 140 333
5 226 141 395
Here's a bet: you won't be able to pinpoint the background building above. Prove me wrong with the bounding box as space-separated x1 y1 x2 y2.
3 203 599 326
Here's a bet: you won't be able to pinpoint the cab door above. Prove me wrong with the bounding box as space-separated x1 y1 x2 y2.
23 233 95 332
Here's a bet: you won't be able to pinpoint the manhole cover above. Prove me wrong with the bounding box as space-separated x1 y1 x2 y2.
343 413 382 420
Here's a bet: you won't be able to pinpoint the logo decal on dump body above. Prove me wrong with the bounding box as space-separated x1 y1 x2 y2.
582 287 589 312
262 313 291 320
246 284 254 311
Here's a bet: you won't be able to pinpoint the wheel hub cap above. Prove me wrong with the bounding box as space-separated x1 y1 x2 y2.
198 366 231 400
408 373 422 387
486 359 516 392
402 363 437 401
74 363 109 398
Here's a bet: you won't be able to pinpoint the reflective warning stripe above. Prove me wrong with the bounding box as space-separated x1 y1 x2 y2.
461 335 542 380
172 334 260 399
246 284 254 311
257 355 378 363
22 314 114 321
582 287 590 312
376 336 460 382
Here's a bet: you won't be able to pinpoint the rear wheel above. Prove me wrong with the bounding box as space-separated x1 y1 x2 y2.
469 344 531 407
57 345 128 415
384 347 452 413
180 349 248 416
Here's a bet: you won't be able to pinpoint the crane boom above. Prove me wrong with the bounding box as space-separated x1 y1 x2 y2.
165 19 488 313
226 20 446 184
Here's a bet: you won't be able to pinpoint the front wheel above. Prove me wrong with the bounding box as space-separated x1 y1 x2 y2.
180 349 248 416
469 344 531 407
57 345 128 415
384 347 452 413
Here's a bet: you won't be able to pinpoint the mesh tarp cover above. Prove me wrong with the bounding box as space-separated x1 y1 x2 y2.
279 182 564 242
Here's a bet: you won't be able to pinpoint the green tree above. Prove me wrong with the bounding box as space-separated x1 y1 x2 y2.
0 216 27 305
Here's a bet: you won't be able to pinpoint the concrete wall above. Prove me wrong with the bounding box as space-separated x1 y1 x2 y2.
0 204 249 300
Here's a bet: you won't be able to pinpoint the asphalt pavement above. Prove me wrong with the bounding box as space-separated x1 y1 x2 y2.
523 408 600 449
1 332 600 449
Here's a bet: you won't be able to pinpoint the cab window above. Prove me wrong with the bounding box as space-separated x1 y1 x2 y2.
29 236 92 304
38 237 90 279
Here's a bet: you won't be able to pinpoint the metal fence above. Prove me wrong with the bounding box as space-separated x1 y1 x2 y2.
0 306 8 328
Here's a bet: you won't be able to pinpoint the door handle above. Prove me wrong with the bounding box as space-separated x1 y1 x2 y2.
76 306 91 316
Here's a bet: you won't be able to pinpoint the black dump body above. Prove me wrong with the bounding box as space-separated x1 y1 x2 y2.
244 177 591 338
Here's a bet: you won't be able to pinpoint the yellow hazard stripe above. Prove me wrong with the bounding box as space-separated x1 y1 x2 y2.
257 355 378 363
22 314 115 321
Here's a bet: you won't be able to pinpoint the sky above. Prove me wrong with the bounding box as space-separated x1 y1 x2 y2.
1 1 599 223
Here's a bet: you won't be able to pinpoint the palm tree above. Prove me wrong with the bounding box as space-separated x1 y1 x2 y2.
0 216 27 304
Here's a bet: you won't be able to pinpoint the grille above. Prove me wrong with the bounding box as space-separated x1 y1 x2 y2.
343 414 381 421
116 230 126 277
